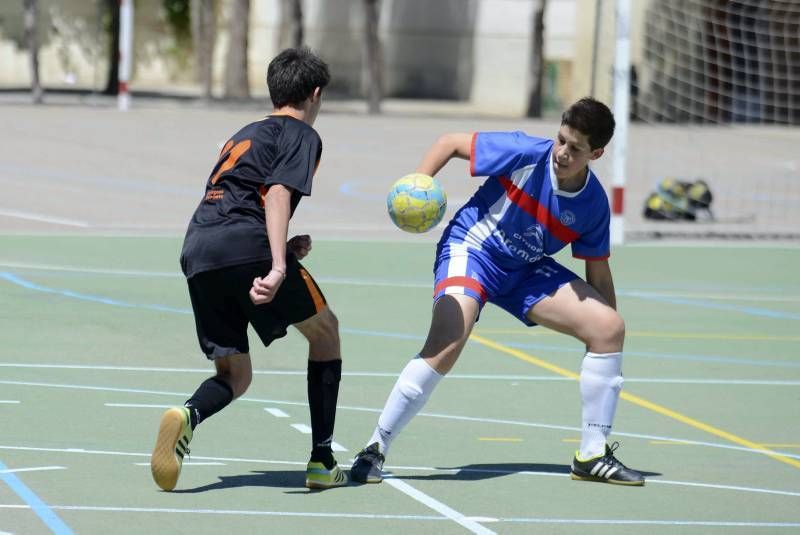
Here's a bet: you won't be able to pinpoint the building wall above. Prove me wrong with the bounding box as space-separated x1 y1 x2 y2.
572 0 649 104
0 0 590 116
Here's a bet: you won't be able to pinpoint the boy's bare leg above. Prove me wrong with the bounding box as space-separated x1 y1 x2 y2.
528 280 642 485
529 279 625 458
352 294 479 484
419 294 481 374
527 279 624 354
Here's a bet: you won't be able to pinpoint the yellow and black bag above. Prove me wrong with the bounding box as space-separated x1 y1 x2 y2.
644 178 713 221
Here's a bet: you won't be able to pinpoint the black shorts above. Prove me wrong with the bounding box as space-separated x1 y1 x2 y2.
186 257 327 359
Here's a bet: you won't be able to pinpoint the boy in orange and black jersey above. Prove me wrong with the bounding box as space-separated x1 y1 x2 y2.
150 47 347 492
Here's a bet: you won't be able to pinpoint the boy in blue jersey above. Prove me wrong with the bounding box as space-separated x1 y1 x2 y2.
352 98 644 486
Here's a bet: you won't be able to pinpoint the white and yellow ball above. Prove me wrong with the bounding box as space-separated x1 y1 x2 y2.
386 173 447 233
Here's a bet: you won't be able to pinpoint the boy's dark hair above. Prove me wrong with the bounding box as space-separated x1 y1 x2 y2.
267 47 330 108
561 97 616 150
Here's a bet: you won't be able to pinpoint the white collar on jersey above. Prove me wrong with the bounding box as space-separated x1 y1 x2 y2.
549 152 590 198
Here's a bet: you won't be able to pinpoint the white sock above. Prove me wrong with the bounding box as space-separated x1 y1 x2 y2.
579 351 624 459
366 356 443 456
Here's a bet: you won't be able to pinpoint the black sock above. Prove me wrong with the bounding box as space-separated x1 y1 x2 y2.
185 376 234 430
307 359 342 469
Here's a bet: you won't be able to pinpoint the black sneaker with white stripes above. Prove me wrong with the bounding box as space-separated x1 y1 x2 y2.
570 442 645 486
350 442 385 483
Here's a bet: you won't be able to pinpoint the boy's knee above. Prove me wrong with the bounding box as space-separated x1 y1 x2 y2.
218 368 251 398
324 308 339 333
609 314 625 344
587 311 625 351
236 370 253 396
300 308 341 359
314 307 339 343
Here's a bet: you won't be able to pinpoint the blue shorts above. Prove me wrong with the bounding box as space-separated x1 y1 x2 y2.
433 244 578 326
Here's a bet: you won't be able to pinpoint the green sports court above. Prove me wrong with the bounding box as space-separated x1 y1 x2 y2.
1 100 799 533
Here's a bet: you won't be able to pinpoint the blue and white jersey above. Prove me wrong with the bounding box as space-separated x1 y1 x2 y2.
438 131 611 269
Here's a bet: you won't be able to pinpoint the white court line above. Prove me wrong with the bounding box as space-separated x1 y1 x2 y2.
0 209 90 228
0 261 178 278
497 518 800 527
384 477 495 534
105 403 172 409
107 404 347 450
4 378 800 460
0 444 306 466
290 423 311 434
3 363 799 386
0 466 65 474
0 504 796 527
134 462 225 467
650 478 800 497
287 424 346 451
1 444 799 498
0 504 442 521
1 259 798 302
628 241 800 251
0 400 20 404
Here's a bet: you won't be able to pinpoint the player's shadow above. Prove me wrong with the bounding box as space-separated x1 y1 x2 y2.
171 470 316 493
396 463 661 482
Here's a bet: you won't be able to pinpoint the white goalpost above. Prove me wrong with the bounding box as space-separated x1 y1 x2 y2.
610 0 631 246
118 0 134 111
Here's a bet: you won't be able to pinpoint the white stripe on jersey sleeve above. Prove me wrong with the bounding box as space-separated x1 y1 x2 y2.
461 164 537 251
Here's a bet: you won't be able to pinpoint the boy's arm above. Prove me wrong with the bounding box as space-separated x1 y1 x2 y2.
416 133 473 176
250 183 292 305
585 259 617 310
265 184 292 274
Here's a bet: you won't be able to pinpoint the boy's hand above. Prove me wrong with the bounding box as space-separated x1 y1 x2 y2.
249 270 285 305
288 234 312 260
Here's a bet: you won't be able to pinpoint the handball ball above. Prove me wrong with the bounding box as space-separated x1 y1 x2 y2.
386 173 447 233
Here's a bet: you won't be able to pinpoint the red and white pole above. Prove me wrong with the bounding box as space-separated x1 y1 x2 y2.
610 0 631 245
118 0 134 111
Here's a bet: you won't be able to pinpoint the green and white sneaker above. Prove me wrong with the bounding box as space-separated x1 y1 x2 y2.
150 407 193 491
305 460 348 489
350 442 385 483
570 442 645 486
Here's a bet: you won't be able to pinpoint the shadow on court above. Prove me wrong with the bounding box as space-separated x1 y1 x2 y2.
171 470 307 493
394 463 662 482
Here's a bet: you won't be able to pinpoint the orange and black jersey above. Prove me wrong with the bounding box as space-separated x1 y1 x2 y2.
180 115 322 279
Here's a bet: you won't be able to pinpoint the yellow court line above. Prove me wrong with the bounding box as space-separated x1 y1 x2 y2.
469 333 800 470
473 329 800 342
627 332 800 342
478 437 524 442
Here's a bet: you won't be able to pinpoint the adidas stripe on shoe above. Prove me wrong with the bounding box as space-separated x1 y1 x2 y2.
570 442 645 486
150 407 193 491
305 461 348 489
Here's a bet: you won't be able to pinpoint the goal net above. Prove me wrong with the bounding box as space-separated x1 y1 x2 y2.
622 0 800 239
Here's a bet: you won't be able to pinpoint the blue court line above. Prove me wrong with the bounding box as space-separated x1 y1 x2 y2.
0 459 73 534
621 290 800 321
2 272 798 369
0 272 190 315
0 163 199 198
339 181 384 201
